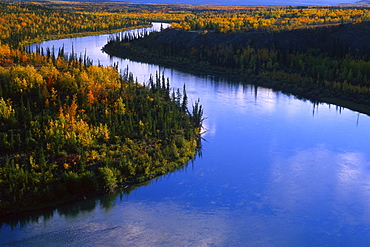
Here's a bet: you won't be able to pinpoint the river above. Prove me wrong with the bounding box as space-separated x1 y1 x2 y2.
1 22 370 246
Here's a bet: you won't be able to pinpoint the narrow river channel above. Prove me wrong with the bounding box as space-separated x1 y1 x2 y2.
2 23 370 246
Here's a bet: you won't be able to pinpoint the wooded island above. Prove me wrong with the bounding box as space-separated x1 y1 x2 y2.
0 1 203 216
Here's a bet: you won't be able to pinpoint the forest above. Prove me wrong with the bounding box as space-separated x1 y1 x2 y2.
103 6 370 114
0 1 204 216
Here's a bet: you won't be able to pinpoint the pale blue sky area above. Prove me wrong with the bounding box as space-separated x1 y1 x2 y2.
116 0 358 6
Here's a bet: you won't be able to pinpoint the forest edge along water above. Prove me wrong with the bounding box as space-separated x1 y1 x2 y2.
102 21 370 116
0 3 370 247
2 18 370 219
4 7 369 218
0 22 204 217
2 3 370 246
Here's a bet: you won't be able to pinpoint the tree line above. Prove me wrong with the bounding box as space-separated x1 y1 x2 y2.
103 19 370 113
170 7 370 32
0 1 204 216
0 1 150 48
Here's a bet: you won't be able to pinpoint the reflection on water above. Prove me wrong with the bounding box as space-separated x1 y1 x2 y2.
2 23 370 246
0 191 231 246
270 146 370 218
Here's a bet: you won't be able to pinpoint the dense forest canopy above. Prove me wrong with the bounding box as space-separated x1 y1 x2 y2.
102 4 370 114
0 1 204 216
170 6 370 32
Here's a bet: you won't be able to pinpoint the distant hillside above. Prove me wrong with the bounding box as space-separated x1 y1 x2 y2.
113 0 360 5
339 0 370 5
20 0 363 6
355 0 370 5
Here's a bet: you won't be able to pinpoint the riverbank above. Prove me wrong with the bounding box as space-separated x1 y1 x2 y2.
0 148 197 218
105 51 370 116
103 23 370 116
20 24 152 49
0 33 203 218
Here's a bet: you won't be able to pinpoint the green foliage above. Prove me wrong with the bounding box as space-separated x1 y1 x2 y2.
170 7 370 33
0 97 14 120
0 48 202 214
98 167 117 192
0 3 203 214
104 21 370 109
0 1 151 48
0 48 202 213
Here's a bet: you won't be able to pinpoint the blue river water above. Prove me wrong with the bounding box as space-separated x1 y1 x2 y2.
1 23 370 246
